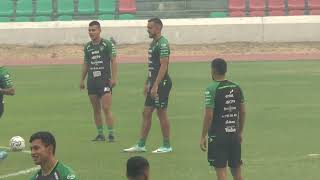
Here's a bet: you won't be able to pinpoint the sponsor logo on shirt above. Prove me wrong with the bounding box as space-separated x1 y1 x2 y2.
225 120 236 124
225 127 236 133
67 174 76 179
224 106 236 112
225 99 236 105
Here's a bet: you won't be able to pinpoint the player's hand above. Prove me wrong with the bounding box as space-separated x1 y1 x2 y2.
239 134 243 144
200 137 207 152
110 78 117 87
80 81 85 90
150 84 158 98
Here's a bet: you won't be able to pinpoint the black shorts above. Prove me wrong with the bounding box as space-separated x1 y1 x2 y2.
87 83 112 97
207 135 242 168
145 78 172 109
0 102 3 118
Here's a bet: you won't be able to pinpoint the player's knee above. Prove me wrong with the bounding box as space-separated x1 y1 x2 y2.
157 108 167 117
143 109 152 118
102 106 111 113
92 107 101 114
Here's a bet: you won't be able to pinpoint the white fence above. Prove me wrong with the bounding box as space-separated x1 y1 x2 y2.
0 16 319 45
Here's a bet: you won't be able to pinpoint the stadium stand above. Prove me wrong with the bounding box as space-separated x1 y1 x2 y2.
0 17 11 22
1 0 319 22
119 13 135 19
16 0 33 16
15 16 32 22
209 11 228 18
36 0 53 16
0 0 14 17
98 14 114 20
308 0 320 15
78 0 96 15
35 0 53 21
249 0 266 17
34 16 51 21
57 0 74 16
229 0 246 17
288 0 306 15
118 0 136 14
268 0 286 16
99 0 116 14
207 0 228 18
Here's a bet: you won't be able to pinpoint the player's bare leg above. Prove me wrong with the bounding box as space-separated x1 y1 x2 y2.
89 95 105 141
101 93 115 142
123 106 153 152
140 106 154 143
152 108 172 153
157 108 170 144
215 167 227 180
230 167 243 180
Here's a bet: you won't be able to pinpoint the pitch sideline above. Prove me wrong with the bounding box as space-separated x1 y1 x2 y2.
0 145 37 179
0 146 31 154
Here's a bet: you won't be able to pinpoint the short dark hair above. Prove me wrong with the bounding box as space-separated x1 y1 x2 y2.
126 156 149 178
211 58 227 75
29 131 56 155
89 20 100 28
148 17 163 30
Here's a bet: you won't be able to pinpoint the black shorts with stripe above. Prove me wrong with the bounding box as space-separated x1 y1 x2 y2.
145 78 172 109
87 81 112 97
207 134 242 168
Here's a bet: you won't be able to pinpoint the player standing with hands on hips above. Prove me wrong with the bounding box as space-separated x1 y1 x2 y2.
124 18 173 153
200 58 246 180
80 21 118 142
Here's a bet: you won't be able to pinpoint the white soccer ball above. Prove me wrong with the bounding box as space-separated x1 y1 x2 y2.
9 136 25 151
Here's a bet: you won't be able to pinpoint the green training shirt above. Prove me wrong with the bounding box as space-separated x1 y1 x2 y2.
30 161 78 180
148 36 170 85
84 38 116 88
0 66 13 103
204 80 244 136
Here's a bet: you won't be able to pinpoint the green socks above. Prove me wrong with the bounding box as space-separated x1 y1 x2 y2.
97 125 114 136
107 126 114 135
138 138 146 147
96 125 104 135
163 138 170 148
137 138 170 147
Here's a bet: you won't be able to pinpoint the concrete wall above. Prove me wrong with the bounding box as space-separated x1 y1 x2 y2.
0 16 319 45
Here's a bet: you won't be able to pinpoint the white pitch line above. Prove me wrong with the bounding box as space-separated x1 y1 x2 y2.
0 146 31 154
0 167 39 179
307 153 320 157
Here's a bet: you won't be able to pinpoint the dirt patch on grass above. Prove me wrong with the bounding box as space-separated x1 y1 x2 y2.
1 42 320 65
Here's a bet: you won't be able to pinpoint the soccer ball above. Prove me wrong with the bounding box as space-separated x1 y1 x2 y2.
9 136 25 151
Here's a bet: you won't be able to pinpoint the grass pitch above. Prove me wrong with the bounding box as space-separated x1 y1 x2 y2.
0 60 320 180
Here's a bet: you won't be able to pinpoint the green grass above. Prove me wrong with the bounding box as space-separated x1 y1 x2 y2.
0 61 320 180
